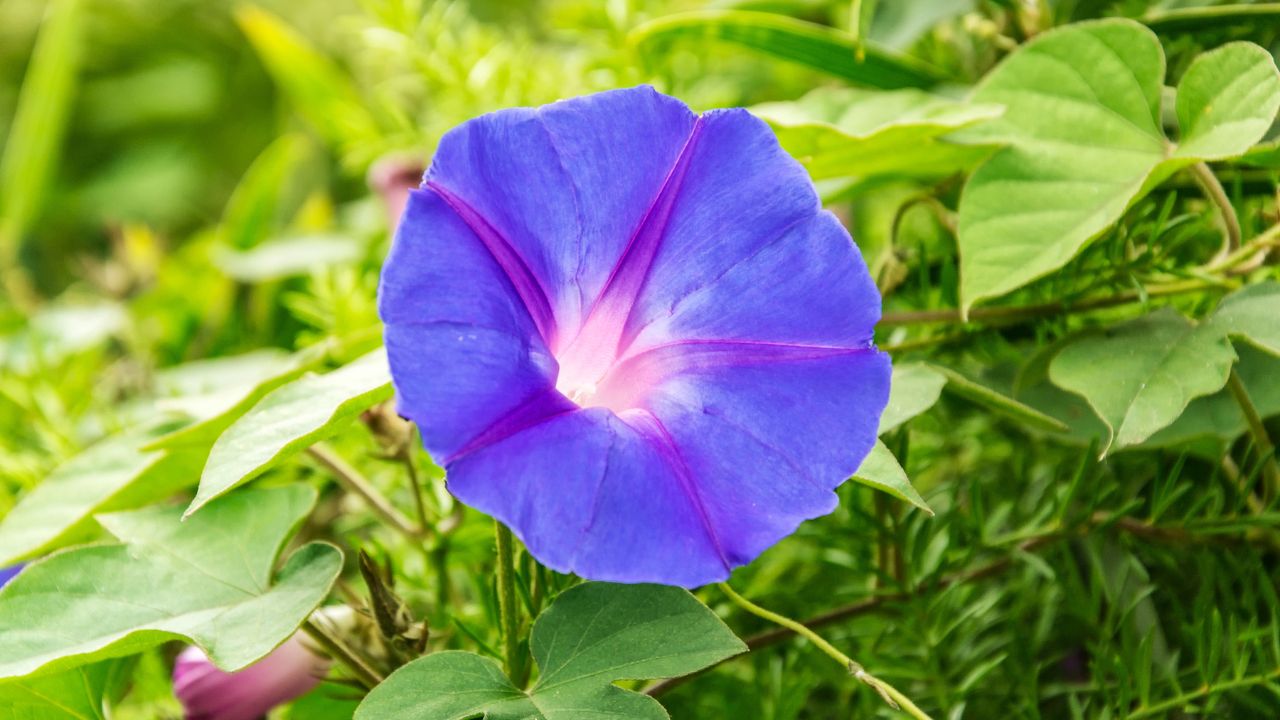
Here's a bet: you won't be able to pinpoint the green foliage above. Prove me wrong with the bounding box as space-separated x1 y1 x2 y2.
853 440 932 514
188 349 392 513
0 424 196 565
957 20 1280 312
0 485 340 680
630 9 947 89
3 0 1280 717
355 582 745 719
754 87 1001 181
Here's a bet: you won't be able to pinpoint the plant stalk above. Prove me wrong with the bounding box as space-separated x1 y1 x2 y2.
308 444 424 540
494 520 525 685
718 583 933 720
1191 161 1242 256
1226 370 1280 498
302 618 384 689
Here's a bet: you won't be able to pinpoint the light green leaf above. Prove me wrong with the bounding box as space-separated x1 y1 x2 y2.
1173 43 1280 160
214 233 363 282
0 661 123 720
629 10 946 89
0 0 82 263
0 485 340 680
931 364 1069 433
219 133 307 251
187 349 392 514
0 426 197 566
853 440 932 514
235 5 378 152
754 87 1001 180
880 362 947 434
355 582 745 720
153 349 297 421
1048 308 1237 454
1201 281 1280 357
1143 344 1280 451
957 22 1280 312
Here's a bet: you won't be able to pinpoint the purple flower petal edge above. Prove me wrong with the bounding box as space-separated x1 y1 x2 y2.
379 85 890 587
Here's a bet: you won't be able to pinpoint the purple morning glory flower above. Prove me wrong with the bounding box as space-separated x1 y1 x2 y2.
0 564 23 589
379 86 889 587
173 636 328 720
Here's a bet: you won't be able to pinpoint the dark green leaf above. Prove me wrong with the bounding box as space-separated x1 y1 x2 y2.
0 485 340 680
354 582 745 719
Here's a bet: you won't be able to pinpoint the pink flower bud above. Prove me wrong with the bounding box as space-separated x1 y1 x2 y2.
172 635 329 720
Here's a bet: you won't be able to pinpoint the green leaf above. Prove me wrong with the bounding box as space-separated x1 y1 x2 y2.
235 5 379 154
187 349 392 514
754 87 1001 180
0 0 83 263
1202 281 1280 357
853 440 932 514
0 425 197 566
1172 43 1280 161
354 582 746 720
145 353 314 454
1142 344 1280 451
0 661 123 720
880 361 947 434
219 133 308 250
956 22 1280 312
629 10 946 89
0 485 340 680
931 364 1069 433
1048 308 1237 454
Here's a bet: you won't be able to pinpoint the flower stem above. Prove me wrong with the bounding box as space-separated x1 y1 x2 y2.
1191 161 1242 256
307 443 424 540
302 618 384 689
494 520 526 685
398 445 433 536
717 583 933 720
1226 370 1280 499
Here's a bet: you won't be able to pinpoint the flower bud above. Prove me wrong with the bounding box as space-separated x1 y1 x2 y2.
172 634 329 720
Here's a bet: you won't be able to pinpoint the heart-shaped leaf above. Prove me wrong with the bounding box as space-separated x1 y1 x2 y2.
354 582 745 720
187 348 392 515
754 87 1001 180
0 485 340 680
1048 308 1237 454
1201 281 1280 357
957 22 1280 312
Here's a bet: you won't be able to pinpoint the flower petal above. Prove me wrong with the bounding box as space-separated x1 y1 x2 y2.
637 344 891 568
425 85 698 336
619 108 869 351
446 408 730 587
380 190 562 460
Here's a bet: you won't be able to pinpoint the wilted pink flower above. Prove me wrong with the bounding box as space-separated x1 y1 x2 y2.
173 635 329 720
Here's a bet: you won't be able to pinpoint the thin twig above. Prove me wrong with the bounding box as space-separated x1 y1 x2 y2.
880 278 1216 326
1226 370 1280 500
302 618 384 689
718 583 934 719
308 443 424 540
398 446 433 537
1191 161 1242 257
